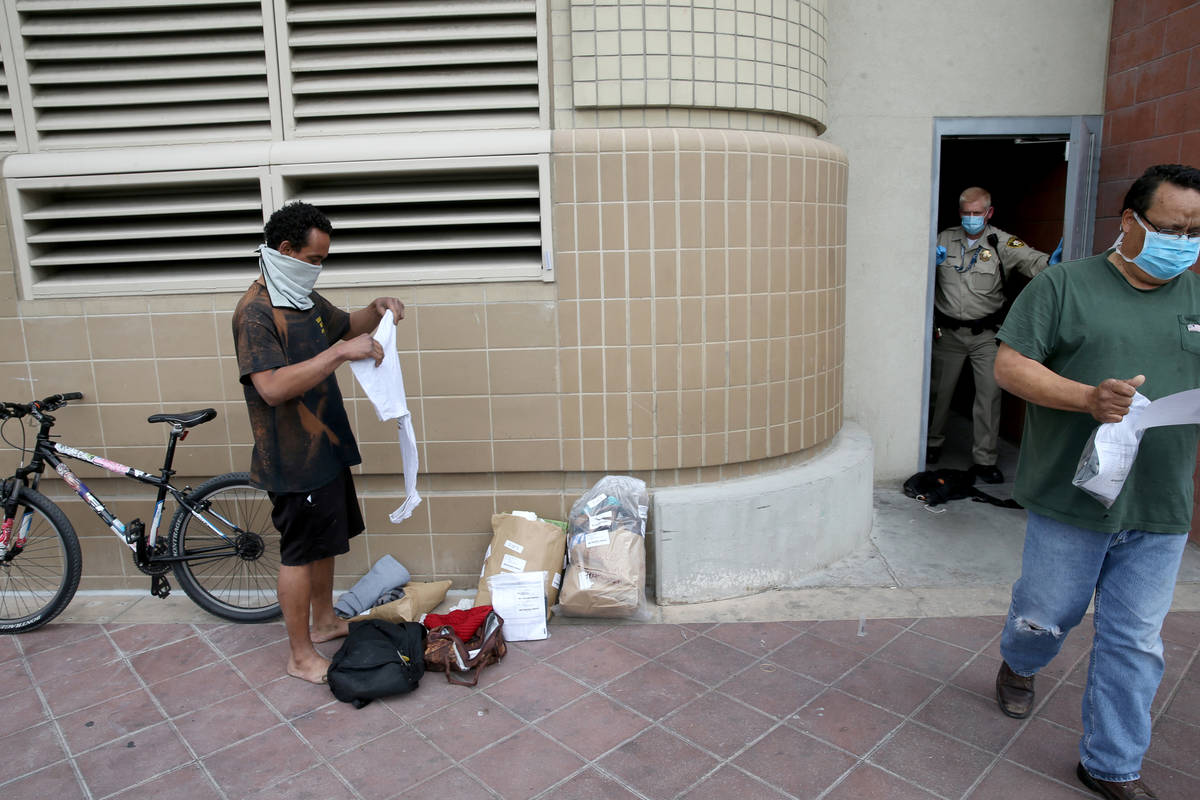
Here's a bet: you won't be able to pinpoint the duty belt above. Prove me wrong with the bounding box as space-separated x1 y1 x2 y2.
934 307 1006 335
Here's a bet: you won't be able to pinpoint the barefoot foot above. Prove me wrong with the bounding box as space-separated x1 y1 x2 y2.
310 618 349 644
287 654 331 685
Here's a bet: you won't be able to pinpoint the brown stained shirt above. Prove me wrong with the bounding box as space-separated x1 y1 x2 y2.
232 282 360 493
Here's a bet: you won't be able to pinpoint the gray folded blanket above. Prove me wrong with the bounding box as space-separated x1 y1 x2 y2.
334 555 411 618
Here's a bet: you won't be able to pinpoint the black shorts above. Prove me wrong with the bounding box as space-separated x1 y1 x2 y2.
269 469 365 567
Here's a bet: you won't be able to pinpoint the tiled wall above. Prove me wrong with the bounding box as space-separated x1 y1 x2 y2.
1 127 846 592
551 0 827 134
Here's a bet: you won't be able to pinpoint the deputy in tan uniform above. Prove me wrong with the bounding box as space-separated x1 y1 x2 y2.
928 186 1057 482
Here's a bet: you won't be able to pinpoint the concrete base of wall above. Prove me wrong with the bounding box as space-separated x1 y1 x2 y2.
652 423 874 604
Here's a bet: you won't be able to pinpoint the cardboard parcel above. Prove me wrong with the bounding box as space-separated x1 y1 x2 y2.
475 513 567 618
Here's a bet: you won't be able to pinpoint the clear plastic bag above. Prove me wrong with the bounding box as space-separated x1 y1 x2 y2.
556 476 649 619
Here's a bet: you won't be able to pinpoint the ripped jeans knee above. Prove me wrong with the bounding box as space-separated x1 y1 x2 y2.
1011 615 1064 638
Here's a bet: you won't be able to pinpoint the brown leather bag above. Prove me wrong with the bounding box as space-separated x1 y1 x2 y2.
424 610 507 686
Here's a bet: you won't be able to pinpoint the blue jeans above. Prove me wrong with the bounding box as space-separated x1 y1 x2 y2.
1000 511 1187 782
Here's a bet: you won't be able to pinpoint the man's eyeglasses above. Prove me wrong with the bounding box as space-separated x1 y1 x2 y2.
1135 211 1200 242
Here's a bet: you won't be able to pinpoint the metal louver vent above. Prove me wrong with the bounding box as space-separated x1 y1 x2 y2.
14 0 273 149
284 0 541 136
279 157 545 283
0 61 15 151
12 170 266 297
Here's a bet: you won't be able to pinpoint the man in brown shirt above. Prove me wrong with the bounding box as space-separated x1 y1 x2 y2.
233 201 405 684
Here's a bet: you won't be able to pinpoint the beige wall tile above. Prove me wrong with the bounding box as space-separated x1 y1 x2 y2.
489 348 559 395
151 313 220 358
23 316 91 361
99 404 170 448
654 251 677 297
420 350 490 396
157 357 224 404
578 348 604 392
580 394 604 437
576 252 602 299
493 439 561 471
361 492 431 534
578 300 603 346
680 343 703 390
27 360 96 401
486 302 558 348
652 202 677 249
493 492 565 520
367 534 434 574
0 318 25 357
171 444 234 477
416 305 486 350
432 532 491 576
424 441 494 474
576 204 601 251
421 396 492 441
602 347 629 393
492 395 559 439
629 345 653 392
655 346 678 391
427 494 494 533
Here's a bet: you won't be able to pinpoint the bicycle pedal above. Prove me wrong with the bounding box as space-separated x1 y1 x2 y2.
150 574 171 599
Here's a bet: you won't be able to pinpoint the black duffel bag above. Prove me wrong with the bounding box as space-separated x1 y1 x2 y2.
327 619 426 708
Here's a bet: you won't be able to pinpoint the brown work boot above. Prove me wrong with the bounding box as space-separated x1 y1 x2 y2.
1076 762 1158 799
995 660 1035 718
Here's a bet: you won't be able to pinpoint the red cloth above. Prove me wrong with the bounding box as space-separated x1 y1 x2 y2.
424 605 492 640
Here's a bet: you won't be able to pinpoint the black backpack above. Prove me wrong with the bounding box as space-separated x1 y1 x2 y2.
902 468 1021 509
327 619 426 708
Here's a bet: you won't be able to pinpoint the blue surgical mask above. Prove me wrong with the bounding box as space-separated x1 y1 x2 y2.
1114 212 1200 281
961 214 987 236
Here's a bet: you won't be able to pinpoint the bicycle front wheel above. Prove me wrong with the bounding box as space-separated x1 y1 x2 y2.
0 487 81 633
169 472 281 622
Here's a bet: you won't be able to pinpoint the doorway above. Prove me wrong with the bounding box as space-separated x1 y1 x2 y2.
922 116 1102 473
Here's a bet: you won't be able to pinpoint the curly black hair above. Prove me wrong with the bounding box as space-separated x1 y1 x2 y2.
263 201 333 251
1122 164 1200 217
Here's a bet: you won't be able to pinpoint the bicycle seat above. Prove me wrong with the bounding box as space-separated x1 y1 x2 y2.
147 408 217 428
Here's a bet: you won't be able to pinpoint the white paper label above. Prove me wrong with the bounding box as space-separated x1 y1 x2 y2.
552 572 562 589
585 531 610 548
585 494 606 509
637 504 648 519
500 553 527 573
577 569 593 589
503 539 524 554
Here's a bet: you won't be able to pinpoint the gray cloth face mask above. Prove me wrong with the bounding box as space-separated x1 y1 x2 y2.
258 244 321 310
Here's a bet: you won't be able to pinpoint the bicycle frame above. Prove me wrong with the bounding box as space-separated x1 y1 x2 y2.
9 423 241 567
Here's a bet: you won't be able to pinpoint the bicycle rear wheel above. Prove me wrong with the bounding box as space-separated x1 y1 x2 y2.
168 472 281 622
0 487 82 633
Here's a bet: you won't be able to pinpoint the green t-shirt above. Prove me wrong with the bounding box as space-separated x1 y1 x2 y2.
997 251 1200 534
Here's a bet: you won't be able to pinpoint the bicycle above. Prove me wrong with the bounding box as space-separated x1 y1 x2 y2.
1 392 282 633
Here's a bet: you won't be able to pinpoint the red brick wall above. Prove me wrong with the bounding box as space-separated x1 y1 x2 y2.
1096 0 1200 543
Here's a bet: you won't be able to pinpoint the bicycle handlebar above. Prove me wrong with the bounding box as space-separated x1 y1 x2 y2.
0 391 85 420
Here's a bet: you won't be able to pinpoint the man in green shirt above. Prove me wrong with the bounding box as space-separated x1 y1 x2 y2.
992 164 1200 800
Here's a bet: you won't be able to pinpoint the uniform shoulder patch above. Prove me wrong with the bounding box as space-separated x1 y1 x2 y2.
1006 237 1025 248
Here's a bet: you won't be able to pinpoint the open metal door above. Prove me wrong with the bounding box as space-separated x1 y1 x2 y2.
1062 115 1102 260
921 115 1104 470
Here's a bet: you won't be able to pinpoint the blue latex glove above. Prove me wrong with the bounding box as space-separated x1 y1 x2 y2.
935 245 947 265
1049 238 1063 265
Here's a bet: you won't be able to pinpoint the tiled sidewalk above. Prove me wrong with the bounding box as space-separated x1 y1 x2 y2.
2 612 1198 800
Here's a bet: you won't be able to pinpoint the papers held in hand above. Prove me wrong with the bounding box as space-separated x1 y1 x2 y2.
1073 388 1200 507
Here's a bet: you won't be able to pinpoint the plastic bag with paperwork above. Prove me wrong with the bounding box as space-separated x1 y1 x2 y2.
349 309 421 523
1073 387 1200 508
